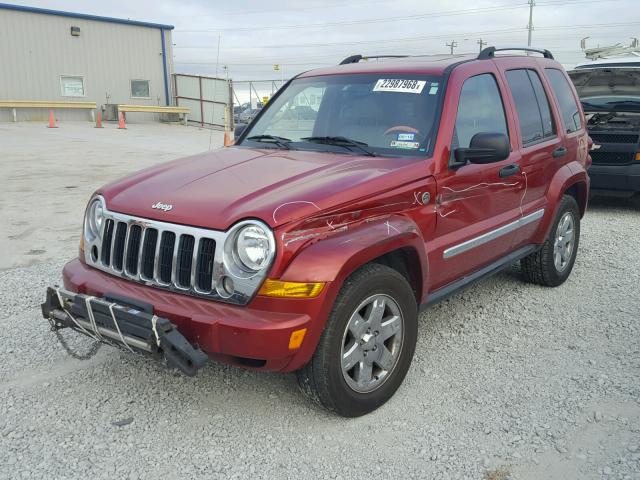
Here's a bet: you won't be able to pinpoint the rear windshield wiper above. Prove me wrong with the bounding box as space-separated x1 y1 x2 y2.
245 135 292 149
301 136 377 157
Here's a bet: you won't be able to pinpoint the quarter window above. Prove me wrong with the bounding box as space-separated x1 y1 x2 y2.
131 80 151 98
60 76 85 97
545 68 582 133
452 73 509 150
505 69 556 146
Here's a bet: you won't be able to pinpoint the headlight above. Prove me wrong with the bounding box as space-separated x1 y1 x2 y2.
85 197 105 239
235 224 271 271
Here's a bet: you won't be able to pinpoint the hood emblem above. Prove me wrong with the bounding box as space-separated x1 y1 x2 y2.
151 202 173 212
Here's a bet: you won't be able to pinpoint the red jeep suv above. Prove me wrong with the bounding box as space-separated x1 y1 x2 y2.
42 47 590 417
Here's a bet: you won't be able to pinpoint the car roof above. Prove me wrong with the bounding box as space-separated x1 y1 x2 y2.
298 54 477 78
297 51 560 78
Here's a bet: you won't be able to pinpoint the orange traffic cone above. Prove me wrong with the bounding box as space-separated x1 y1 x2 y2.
223 129 233 146
95 110 103 128
118 112 126 129
47 110 58 128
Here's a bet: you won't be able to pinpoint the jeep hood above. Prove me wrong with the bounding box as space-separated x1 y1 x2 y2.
100 147 428 230
568 68 640 100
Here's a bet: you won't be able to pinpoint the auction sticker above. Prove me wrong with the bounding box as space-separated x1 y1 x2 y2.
373 79 426 94
390 140 420 149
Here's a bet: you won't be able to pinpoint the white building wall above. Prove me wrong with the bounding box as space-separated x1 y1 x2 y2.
0 7 173 122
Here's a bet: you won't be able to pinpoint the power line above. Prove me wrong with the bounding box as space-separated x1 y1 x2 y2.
175 21 640 51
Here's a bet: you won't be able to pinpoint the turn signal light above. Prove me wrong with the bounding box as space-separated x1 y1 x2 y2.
635 152 640 161
258 279 325 298
288 328 307 350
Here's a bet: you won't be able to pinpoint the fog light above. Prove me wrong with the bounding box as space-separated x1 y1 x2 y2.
258 280 325 298
217 276 235 297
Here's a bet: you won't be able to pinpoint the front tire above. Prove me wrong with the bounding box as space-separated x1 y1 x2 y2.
297 263 418 417
521 195 580 287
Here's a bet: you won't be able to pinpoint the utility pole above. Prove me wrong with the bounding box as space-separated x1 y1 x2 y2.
446 40 458 54
527 0 535 47
477 38 487 53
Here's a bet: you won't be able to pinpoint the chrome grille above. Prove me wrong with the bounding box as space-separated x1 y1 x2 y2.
84 202 275 306
99 219 217 294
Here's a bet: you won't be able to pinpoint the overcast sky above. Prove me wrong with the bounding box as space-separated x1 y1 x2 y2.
8 0 640 83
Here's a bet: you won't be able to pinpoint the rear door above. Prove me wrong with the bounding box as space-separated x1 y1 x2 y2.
498 65 565 247
430 68 525 290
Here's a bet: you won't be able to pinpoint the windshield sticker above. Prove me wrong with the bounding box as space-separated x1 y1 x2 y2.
373 79 426 94
390 140 420 149
397 133 415 141
429 83 439 95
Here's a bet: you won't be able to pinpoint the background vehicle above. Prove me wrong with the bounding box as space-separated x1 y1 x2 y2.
568 57 640 200
43 47 590 417
238 107 262 124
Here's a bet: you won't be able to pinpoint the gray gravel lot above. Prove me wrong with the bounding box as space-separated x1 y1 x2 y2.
1 123 639 479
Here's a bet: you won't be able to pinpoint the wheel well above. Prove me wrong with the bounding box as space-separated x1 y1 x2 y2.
369 248 422 303
564 182 588 217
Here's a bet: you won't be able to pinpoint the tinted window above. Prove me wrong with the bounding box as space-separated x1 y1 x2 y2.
506 69 555 145
545 68 582 133
452 74 508 150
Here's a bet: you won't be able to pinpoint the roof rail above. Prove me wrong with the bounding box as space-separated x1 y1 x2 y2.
339 54 410 65
478 46 554 60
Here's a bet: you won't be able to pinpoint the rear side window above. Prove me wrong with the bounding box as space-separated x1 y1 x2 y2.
545 68 582 133
505 69 556 146
452 73 509 150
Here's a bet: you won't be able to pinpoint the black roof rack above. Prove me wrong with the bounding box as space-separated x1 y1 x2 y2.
339 54 410 65
478 46 554 60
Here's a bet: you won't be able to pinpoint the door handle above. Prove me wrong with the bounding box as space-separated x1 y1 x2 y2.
552 146 567 158
499 164 520 178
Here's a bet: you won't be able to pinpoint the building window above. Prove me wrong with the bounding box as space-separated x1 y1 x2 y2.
131 80 151 98
60 76 85 97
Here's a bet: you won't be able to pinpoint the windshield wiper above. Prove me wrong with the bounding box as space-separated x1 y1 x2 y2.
301 136 377 157
246 135 292 149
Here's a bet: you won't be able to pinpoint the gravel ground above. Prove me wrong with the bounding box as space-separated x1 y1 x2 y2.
1 195 639 479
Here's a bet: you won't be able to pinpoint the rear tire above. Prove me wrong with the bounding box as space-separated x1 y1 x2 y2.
521 195 580 287
297 263 418 417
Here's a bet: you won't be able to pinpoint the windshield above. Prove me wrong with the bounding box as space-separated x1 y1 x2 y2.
239 73 444 157
580 95 640 112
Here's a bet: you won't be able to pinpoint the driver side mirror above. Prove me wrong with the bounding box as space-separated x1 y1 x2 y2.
453 132 510 166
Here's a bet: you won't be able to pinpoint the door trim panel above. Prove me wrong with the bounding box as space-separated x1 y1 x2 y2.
443 208 545 259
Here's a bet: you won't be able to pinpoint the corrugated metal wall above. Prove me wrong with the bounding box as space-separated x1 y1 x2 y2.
0 8 173 121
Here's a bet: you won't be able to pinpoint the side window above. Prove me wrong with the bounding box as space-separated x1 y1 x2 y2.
505 69 556 146
545 68 582 133
452 73 509 150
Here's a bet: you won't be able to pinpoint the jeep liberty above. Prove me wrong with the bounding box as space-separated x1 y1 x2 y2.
42 47 591 417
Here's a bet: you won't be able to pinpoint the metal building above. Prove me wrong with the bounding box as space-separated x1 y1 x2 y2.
0 3 174 121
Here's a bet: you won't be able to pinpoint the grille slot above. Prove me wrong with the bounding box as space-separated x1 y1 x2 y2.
140 228 158 279
101 219 115 266
590 151 636 165
176 235 196 288
590 133 639 144
196 238 216 292
112 222 127 271
158 231 176 284
125 225 143 275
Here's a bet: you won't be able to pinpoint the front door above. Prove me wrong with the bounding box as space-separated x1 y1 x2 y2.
429 71 525 290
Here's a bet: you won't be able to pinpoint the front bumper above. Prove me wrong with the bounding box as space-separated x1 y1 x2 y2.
42 287 208 376
59 258 326 371
589 162 640 194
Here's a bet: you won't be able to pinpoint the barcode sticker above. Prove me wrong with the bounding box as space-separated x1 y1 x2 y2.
373 79 427 94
